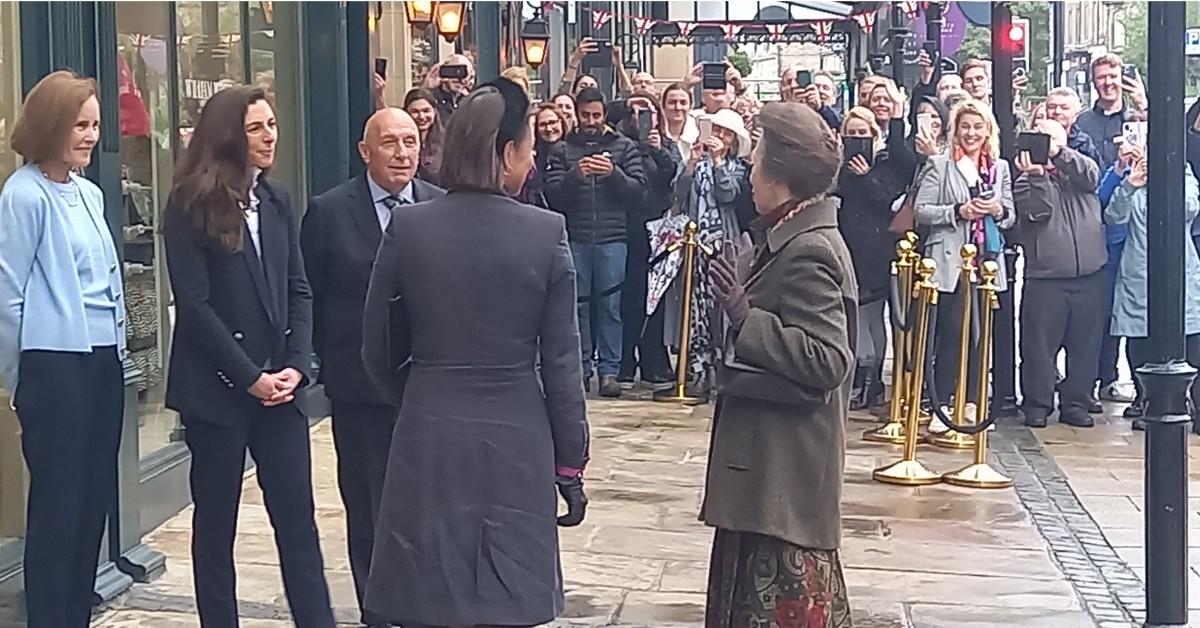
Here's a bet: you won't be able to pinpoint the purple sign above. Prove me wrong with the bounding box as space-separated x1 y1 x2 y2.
911 1 970 58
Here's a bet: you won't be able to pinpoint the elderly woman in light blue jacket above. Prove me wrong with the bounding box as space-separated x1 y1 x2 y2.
914 99 1016 429
1106 152 1200 432
0 71 126 627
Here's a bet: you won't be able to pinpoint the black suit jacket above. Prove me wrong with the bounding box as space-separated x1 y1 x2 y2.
301 174 445 404
163 179 313 427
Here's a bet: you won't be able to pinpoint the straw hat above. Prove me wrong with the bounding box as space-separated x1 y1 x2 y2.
708 108 753 159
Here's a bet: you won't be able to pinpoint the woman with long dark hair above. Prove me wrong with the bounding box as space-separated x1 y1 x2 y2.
361 77 589 627
0 70 125 627
405 87 445 186
162 86 335 627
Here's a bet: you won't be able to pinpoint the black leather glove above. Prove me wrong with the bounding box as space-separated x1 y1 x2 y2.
555 474 588 527
710 248 750 330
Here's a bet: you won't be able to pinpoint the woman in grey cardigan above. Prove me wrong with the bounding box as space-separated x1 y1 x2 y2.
914 99 1016 429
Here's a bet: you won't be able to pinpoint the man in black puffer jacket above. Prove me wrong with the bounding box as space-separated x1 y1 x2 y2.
543 87 647 398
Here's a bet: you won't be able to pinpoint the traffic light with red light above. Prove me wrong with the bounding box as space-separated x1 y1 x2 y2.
1006 18 1030 73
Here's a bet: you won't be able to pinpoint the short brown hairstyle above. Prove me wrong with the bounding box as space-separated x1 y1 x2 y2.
11 71 97 164
756 102 841 202
1091 53 1123 74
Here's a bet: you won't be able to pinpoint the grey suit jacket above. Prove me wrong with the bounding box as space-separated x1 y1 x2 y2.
913 153 1016 293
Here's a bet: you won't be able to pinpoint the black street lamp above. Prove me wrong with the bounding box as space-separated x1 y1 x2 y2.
521 15 551 70
1142 3 1195 627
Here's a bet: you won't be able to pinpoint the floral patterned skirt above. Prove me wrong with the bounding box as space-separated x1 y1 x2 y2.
705 529 852 628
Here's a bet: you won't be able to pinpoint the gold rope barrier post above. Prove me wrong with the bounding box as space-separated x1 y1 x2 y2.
657 221 713 406
929 244 978 450
944 261 1013 488
864 238 917 443
874 258 942 486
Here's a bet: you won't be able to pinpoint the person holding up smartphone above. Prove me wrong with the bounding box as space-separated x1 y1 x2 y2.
615 94 680 389
1012 117 1108 429
1106 148 1200 432
660 108 752 401
1075 54 1146 407
914 100 1016 432
422 53 474 120
542 88 648 398
834 107 906 411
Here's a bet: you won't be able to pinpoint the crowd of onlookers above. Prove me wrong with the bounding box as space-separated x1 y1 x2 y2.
378 43 1200 436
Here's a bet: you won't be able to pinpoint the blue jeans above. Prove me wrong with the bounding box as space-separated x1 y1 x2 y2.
571 242 626 377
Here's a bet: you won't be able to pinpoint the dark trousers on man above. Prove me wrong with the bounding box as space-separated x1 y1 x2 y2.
16 348 123 628
331 401 398 625
185 406 335 628
1020 271 1108 421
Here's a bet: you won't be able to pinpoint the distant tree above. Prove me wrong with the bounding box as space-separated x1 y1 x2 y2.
727 49 753 78
1117 0 1200 96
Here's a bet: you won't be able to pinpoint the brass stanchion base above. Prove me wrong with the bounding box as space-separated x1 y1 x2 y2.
654 394 705 406
942 463 1013 489
863 422 906 444
873 459 942 486
926 430 976 450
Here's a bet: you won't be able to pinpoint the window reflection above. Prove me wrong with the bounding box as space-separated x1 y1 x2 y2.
0 0 24 566
117 2 178 458
176 1 245 147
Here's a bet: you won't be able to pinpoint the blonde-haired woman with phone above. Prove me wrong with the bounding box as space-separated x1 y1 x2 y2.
914 99 1016 431
836 107 906 410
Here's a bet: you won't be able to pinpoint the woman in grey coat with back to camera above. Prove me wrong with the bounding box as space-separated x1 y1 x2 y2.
360 77 590 628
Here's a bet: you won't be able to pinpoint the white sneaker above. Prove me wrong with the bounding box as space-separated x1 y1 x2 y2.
961 402 995 432
928 406 953 434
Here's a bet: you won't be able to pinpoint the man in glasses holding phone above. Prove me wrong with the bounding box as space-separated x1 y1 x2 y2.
1013 118 1108 428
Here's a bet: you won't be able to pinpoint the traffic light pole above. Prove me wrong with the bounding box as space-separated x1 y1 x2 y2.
889 3 906 87
988 2 1020 419
1142 3 1195 627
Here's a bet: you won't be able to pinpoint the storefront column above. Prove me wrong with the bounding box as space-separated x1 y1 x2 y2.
474 2 501 83
302 1 352 196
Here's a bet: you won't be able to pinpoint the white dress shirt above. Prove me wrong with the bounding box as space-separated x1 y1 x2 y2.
243 183 262 256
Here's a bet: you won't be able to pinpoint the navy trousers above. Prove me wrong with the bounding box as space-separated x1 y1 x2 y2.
16 348 123 628
184 405 335 628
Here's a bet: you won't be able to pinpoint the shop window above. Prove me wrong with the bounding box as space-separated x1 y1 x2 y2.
176 1 246 147
117 2 179 459
0 0 24 572
249 1 305 201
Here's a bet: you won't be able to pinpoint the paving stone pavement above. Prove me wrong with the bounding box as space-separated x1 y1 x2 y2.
84 394 1103 627
1027 403 1200 627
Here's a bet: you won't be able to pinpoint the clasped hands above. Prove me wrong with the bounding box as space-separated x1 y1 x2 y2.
248 368 303 407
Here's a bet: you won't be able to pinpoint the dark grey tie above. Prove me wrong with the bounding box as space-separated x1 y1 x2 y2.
380 195 409 229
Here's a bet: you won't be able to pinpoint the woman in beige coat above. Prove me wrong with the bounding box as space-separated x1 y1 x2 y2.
702 101 856 627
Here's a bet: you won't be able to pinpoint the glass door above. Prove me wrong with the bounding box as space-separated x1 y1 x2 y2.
0 0 25 596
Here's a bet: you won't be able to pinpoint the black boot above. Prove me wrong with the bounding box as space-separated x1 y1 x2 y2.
849 366 871 411
867 362 886 408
